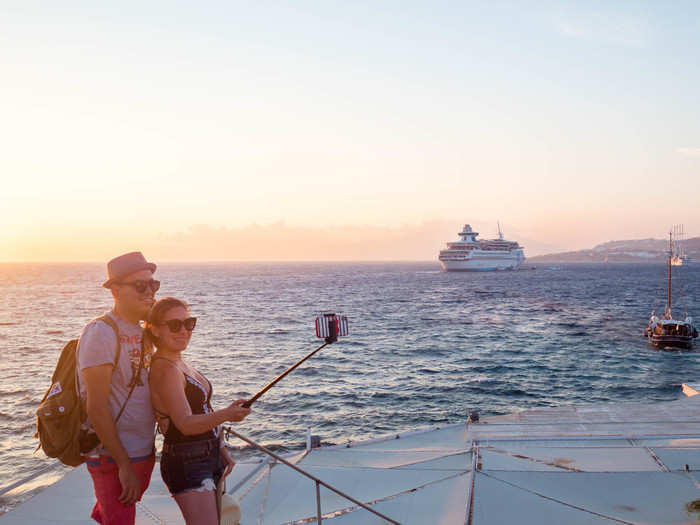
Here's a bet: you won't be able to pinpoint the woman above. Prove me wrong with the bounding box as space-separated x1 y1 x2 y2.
147 297 250 525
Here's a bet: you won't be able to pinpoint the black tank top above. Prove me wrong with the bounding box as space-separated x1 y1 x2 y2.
154 356 218 443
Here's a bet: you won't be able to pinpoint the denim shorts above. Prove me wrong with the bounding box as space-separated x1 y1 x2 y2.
160 438 224 496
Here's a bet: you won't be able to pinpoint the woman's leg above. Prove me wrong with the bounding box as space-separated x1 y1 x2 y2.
173 489 219 525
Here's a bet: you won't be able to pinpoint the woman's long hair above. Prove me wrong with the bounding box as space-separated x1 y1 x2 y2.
145 296 190 349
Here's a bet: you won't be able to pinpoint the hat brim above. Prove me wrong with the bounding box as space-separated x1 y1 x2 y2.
102 262 157 288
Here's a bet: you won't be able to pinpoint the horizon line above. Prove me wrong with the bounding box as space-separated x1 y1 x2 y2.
0 259 442 264
0 259 673 265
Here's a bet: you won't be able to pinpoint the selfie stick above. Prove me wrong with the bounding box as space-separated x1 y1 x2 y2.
241 320 338 409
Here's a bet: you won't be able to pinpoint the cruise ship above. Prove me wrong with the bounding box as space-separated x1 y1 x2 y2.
438 223 525 271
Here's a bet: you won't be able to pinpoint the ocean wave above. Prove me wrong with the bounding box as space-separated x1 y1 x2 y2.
0 389 31 398
465 375 491 383
2 262 700 514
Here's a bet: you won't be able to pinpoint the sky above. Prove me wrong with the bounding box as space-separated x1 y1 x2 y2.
2 1 699 261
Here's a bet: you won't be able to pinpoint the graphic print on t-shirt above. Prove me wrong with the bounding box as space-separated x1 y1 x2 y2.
120 333 152 386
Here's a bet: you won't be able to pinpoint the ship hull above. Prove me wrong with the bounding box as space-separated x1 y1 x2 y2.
439 256 523 272
649 334 694 349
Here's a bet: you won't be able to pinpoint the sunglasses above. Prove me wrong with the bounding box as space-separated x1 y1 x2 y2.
158 317 197 333
118 279 161 294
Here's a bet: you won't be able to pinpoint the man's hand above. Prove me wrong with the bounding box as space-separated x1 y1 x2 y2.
118 463 141 505
85 364 139 504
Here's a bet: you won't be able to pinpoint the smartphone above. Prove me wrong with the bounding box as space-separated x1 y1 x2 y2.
315 313 349 339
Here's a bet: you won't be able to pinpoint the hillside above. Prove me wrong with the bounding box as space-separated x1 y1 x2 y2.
528 237 700 263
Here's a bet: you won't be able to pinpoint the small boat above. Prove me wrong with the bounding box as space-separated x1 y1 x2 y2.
644 228 698 349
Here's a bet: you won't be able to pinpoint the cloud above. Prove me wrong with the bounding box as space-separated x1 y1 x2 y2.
677 147 700 158
552 10 649 48
1 220 561 261
152 222 562 261
154 221 456 261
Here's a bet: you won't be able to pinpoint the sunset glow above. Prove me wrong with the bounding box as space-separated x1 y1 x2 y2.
2 2 699 261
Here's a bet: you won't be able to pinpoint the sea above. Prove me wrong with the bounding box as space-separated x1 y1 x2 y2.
1 262 700 513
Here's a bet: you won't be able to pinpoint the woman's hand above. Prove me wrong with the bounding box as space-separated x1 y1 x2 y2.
225 399 251 422
220 444 236 478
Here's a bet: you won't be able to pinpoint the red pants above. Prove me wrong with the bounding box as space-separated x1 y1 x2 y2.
86 454 156 525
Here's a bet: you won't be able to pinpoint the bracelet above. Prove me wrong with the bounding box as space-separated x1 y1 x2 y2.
220 441 227 448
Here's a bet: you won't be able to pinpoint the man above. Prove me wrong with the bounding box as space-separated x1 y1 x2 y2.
77 251 159 524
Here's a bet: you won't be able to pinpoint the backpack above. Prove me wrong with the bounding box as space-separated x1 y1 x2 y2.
35 315 121 467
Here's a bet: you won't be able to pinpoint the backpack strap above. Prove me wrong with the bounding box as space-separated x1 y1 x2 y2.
94 314 122 370
76 315 121 412
76 314 130 429
113 337 147 423
91 314 149 424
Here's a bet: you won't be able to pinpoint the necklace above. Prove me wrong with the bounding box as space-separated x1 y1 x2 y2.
153 352 182 364
154 353 203 384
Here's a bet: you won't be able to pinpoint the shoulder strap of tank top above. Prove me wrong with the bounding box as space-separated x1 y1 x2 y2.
204 375 213 403
150 354 183 421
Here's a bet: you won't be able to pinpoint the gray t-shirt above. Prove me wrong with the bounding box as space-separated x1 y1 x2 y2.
77 311 155 458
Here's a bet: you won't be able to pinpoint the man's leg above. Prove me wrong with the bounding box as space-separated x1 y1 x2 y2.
86 454 155 525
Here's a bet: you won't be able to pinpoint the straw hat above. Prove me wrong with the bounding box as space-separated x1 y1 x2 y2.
102 251 156 288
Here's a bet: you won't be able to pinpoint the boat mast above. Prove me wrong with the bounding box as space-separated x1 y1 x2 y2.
667 230 672 318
